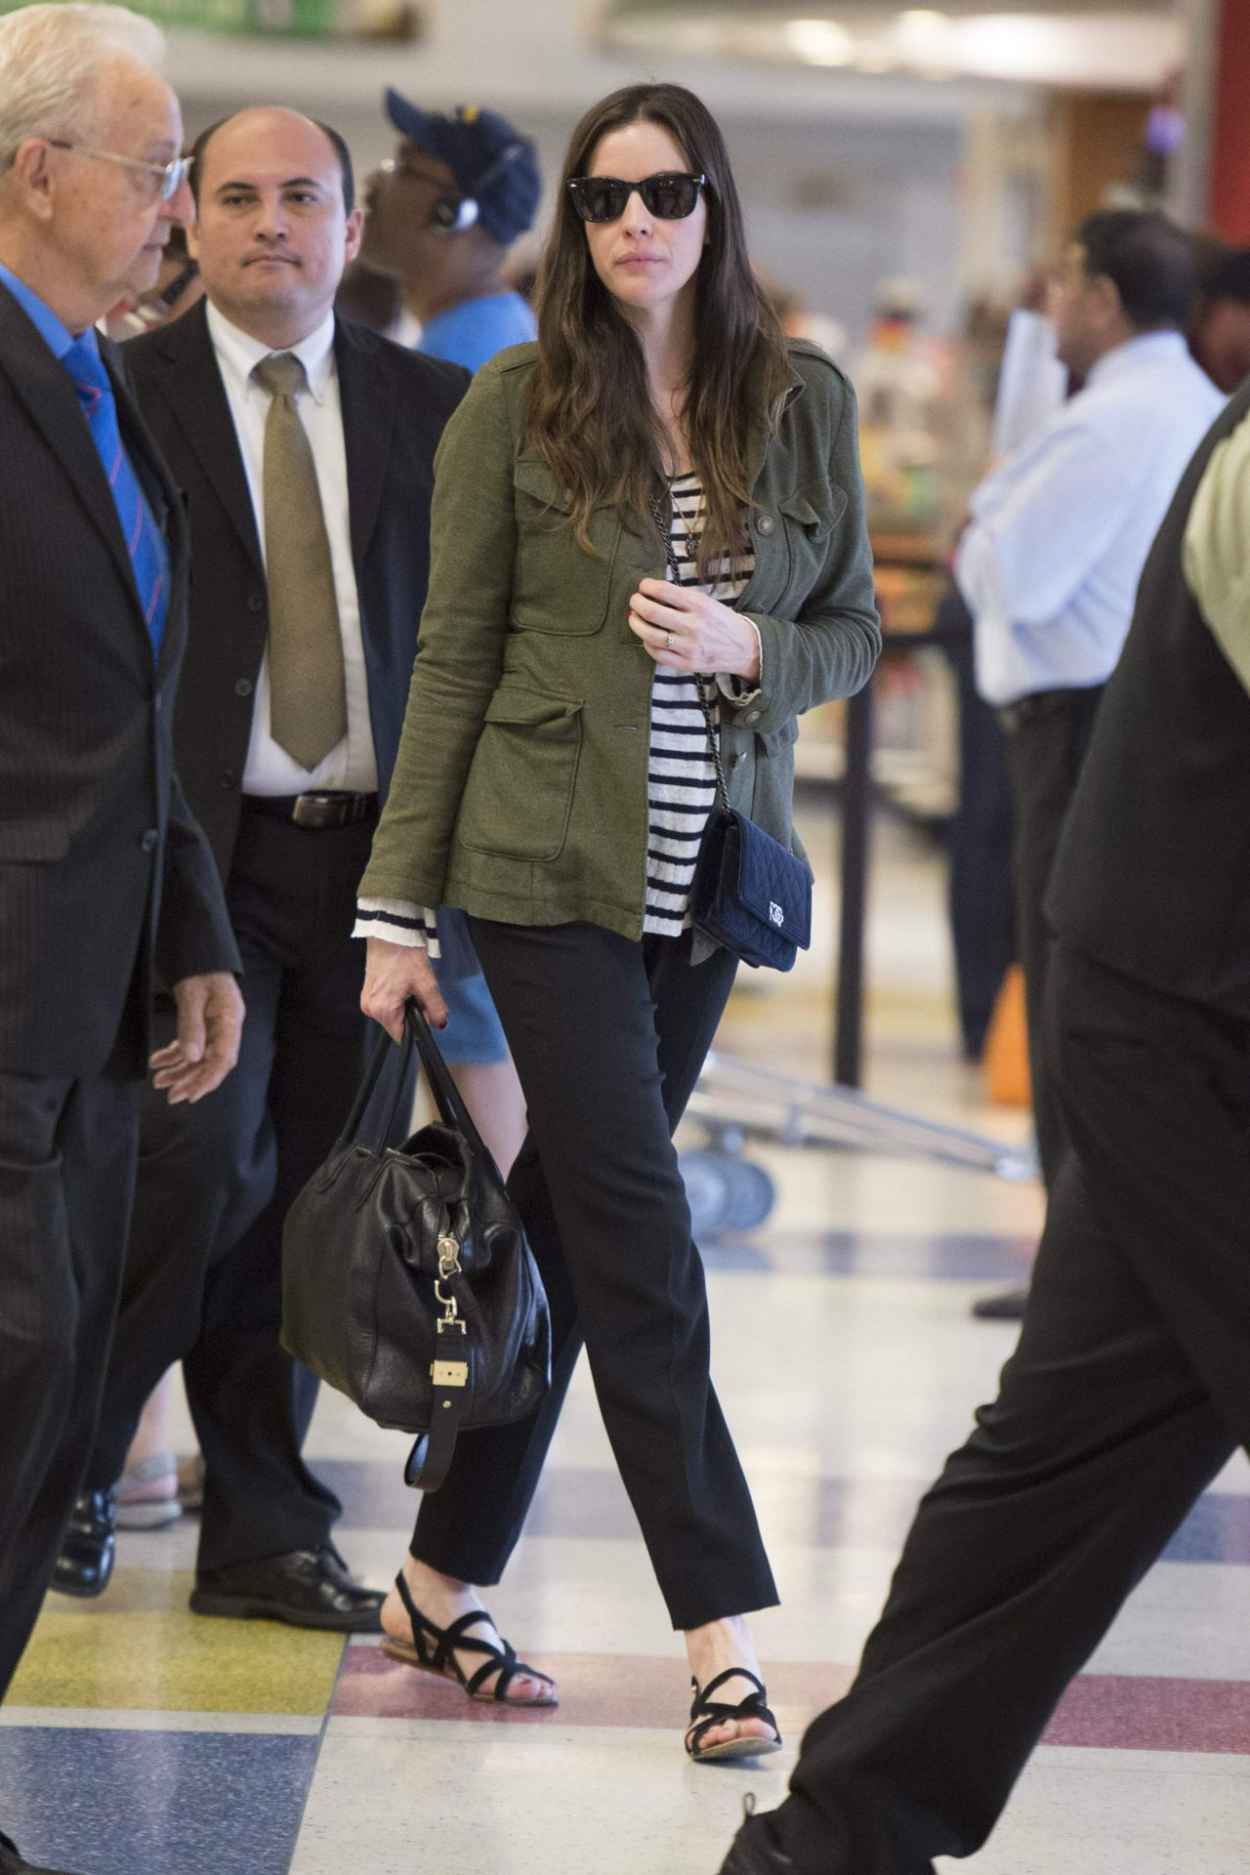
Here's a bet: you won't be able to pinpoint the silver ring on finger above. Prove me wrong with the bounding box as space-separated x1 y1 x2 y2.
664 629 674 648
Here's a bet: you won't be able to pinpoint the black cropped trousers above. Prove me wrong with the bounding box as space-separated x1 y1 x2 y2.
410 919 778 1632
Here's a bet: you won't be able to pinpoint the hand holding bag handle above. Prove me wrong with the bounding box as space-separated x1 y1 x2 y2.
335 997 493 1166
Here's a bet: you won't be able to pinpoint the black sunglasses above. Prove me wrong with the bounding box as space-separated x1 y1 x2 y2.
568 172 707 224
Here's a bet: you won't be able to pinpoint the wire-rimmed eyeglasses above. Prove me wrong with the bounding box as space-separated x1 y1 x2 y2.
46 139 191 203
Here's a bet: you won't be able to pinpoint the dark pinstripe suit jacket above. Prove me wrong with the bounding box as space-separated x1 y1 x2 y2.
0 282 239 1080
122 301 469 888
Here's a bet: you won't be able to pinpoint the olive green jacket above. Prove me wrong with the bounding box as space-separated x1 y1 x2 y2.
360 339 881 941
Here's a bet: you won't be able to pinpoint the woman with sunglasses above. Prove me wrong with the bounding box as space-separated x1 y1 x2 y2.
356 80 880 1760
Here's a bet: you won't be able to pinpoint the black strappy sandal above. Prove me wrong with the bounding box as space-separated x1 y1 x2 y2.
380 1572 558 1708
685 1668 783 1764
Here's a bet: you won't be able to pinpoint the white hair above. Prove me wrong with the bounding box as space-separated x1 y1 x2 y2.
0 5 166 171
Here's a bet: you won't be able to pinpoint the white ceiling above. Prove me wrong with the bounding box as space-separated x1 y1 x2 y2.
603 4 1182 89
164 0 1058 124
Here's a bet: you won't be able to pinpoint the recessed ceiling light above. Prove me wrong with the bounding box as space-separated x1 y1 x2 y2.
895 7 956 66
784 16 855 63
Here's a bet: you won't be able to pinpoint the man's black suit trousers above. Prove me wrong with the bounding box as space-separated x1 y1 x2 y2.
82 802 377 1570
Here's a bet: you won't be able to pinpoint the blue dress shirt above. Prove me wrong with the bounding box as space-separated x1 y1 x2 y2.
0 259 169 652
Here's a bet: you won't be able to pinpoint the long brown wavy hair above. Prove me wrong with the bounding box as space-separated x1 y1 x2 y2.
528 82 792 572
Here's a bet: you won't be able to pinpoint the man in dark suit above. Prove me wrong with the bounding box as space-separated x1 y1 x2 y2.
53 105 469 1629
0 9 242 1872
717 378 1250 1874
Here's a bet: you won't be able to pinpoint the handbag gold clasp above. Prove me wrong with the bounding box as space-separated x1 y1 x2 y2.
435 1231 463 1330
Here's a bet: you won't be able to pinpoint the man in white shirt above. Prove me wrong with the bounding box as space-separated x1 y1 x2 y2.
956 211 1223 1300
51 106 469 1625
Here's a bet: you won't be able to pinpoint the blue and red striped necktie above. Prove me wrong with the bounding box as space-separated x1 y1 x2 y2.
63 336 169 655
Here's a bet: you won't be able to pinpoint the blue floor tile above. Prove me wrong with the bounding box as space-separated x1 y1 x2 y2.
0 1729 316 1875
708 1228 1038 1280
1162 1491 1250 1564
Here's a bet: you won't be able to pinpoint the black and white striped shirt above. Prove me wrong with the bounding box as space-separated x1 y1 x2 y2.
645 474 754 938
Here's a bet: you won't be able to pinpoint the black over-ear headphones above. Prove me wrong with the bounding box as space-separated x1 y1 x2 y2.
428 139 528 237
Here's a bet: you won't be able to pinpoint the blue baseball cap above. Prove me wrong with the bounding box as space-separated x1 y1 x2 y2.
383 91 541 247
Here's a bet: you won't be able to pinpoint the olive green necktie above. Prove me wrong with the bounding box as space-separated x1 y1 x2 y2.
252 351 347 770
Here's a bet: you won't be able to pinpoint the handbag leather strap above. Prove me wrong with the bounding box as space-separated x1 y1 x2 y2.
404 1314 471 1493
403 1001 491 1154
334 1001 498 1171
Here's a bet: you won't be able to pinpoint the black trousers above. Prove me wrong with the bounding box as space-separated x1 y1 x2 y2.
939 590 1015 1062
1001 686 1103 1186
412 920 778 1632
0 1051 139 1698
763 942 1245 1874
83 804 376 1571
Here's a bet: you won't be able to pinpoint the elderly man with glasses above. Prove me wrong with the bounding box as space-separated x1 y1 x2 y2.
0 9 242 1871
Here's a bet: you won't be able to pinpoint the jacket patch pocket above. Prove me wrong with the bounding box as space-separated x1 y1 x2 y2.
513 458 573 517
778 486 847 541
756 717 800 757
458 686 584 863
771 486 849 616
511 460 618 636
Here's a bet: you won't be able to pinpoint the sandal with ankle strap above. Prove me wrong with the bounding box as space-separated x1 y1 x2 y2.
381 1572 558 1707
685 1668 783 1764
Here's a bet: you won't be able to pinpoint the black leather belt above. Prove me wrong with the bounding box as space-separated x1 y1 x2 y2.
243 791 378 830
997 686 1102 733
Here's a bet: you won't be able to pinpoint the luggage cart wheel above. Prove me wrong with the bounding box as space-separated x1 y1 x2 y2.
679 1149 776 1236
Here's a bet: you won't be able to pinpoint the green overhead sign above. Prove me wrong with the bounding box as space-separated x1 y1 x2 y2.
0 0 343 35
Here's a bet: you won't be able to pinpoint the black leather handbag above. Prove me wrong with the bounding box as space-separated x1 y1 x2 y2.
281 1002 550 1492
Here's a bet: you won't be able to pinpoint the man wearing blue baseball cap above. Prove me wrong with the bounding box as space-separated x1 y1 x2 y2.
361 92 543 1174
363 91 540 372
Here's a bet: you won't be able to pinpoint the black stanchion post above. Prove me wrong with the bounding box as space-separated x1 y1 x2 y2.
835 676 874 1087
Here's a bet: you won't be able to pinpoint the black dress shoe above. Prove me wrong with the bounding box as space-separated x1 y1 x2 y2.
190 1545 384 1632
970 1284 1030 1321
0 1826 82 1873
718 1814 796 1874
50 1490 116 1599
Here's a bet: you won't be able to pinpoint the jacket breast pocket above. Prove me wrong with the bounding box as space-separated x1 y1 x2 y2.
756 717 800 758
775 485 848 610
511 460 620 636
457 685 584 862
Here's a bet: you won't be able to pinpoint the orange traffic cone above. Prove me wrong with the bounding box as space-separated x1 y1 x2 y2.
984 964 1031 1107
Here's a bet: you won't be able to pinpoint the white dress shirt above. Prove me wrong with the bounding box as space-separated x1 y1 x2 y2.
991 309 1067 460
206 301 378 794
956 329 1225 707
